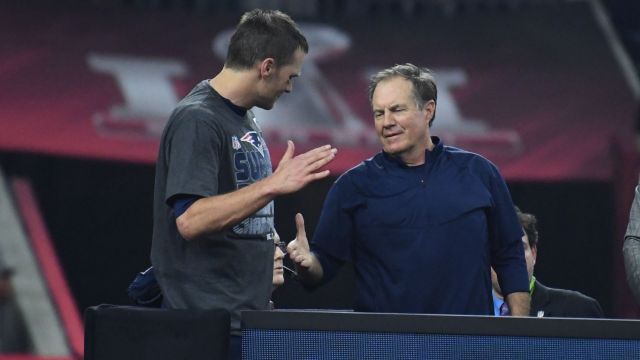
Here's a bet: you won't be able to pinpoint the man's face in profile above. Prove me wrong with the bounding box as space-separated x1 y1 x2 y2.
256 48 305 110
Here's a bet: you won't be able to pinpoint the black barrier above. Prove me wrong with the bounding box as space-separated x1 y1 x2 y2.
242 311 640 359
85 304 229 360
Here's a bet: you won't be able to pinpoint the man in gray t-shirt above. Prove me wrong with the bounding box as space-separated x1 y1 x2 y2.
150 9 337 341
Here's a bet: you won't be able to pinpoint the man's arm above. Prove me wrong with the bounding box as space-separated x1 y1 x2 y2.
624 237 640 304
287 213 324 285
505 292 530 316
176 141 336 241
624 183 640 304
485 162 530 314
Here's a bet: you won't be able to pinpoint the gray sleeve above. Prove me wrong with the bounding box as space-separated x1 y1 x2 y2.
623 185 640 304
164 110 223 203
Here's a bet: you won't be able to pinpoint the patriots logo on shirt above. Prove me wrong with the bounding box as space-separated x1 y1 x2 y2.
240 131 265 157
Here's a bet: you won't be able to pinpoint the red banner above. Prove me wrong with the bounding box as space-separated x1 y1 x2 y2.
0 4 635 180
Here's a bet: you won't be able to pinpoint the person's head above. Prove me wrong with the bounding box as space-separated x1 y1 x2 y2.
0 267 13 303
272 231 285 288
491 207 539 295
368 64 438 165
226 9 309 110
516 207 538 281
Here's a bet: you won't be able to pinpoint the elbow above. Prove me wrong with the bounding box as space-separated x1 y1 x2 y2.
624 235 639 249
176 213 197 241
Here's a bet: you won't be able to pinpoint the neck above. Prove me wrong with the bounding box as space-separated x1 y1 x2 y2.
398 136 435 166
209 67 256 109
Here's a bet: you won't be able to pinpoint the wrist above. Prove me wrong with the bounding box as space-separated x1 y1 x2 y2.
260 175 281 197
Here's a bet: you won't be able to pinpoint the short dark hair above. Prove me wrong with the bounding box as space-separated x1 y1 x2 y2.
225 9 308 70
367 63 438 126
515 206 539 249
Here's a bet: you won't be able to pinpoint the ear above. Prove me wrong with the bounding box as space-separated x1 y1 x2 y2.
423 99 436 122
259 58 276 78
531 245 537 265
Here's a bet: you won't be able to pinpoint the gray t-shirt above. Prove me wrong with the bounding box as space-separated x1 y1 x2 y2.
151 80 274 333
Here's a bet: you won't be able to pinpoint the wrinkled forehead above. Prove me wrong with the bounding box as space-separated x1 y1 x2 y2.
372 78 414 106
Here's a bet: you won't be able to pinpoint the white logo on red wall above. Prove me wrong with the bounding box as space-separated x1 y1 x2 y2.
87 53 187 138
87 24 520 155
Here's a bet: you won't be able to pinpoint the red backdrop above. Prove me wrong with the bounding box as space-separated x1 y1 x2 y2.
0 3 636 180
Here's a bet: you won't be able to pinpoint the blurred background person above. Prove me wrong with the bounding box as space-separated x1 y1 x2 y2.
492 207 604 318
0 256 31 353
270 231 286 309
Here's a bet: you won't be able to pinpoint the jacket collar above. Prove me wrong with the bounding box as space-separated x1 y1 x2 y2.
378 136 444 169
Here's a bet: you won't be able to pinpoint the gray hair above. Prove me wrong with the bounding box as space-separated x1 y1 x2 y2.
368 63 438 126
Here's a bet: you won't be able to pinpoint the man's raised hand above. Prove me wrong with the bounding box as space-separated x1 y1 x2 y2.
269 141 337 195
287 213 324 284
287 213 313 269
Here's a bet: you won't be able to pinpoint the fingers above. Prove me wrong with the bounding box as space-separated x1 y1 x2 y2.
287 239 308 266
286 239 297 257
295 213 307 241
297 145 337 167
305 150 336 173
278 141 335 169
297 146 337 180
279 140 295 163
297 144 332 160
292 251 312 269
287 213 312 267
305 170 331 182
272 143 337 194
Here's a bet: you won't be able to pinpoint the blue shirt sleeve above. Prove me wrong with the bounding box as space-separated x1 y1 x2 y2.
486 163 529 296
169 195 201 217
310 175 356 283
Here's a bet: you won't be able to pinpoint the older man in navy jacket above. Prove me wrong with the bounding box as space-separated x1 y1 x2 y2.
288 63 530 316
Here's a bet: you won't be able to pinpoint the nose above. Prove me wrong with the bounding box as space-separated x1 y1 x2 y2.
275 245 285 259
284 78 294 93
382 110 396 128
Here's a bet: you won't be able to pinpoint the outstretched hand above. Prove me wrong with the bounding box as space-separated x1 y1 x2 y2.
287 213 314 269
270 141 337 195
